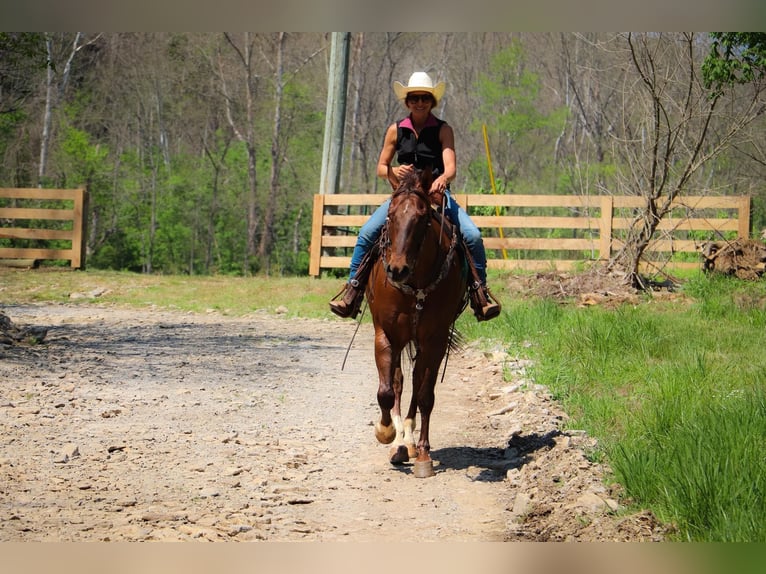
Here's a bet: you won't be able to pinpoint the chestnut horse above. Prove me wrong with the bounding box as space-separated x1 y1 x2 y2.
366 168 468 478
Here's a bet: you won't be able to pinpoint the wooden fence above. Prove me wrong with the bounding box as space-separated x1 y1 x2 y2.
309 193 751 276
0 188 88 269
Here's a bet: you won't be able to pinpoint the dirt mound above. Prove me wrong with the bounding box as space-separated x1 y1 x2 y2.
700 238 766 280
506 267 641 307
504 265 694 309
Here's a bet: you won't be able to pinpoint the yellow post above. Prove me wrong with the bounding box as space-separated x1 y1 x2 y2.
482 124 507 259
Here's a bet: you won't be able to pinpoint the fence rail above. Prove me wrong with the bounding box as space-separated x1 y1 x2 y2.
0 188 88 268
309 193 751 276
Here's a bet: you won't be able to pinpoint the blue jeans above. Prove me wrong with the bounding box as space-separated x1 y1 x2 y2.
348 190 487 283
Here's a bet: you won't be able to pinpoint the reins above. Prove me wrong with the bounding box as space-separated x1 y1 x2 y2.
380 190 458 312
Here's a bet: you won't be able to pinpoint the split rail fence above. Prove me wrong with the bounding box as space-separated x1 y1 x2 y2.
0 187 88 269
309 193 751 276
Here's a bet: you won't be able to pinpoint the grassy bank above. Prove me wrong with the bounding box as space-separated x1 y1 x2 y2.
491 274 766 542
2 266 764 541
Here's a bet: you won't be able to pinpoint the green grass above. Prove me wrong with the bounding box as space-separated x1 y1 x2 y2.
2 265 765 541
522 274 766 541
0 267 344 319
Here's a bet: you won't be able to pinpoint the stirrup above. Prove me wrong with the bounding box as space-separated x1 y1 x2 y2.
470 281 501 322
478 301 501 322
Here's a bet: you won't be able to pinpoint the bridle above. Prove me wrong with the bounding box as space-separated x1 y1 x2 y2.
380 186 460 313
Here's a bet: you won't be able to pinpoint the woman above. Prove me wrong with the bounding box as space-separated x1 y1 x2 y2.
330 71 500 321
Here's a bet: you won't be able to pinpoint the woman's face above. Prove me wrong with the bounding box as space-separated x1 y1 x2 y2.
405 91 434 112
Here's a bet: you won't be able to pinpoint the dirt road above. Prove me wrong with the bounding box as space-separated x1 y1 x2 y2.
0 303 665 541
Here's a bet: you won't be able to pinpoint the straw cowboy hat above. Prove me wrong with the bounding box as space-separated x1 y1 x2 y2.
393 72 446 107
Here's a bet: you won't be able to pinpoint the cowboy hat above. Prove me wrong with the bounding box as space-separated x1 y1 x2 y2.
393 72 446 107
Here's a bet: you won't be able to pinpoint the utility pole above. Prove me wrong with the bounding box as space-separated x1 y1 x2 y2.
319 32 350 195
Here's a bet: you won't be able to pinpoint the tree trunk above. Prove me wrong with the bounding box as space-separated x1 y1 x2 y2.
608 198 661 287
202 132 231 273
38 35 54 186
38 32 93 186
259 32 286 271
603 33 753 288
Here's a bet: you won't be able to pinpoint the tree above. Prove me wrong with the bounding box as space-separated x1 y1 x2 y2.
218 32 261 274
470 41 567 193
262 33 325 273
703 33 766 230
38 33 102 186
555 33 625 196
603 33 766 287
0 33 46 185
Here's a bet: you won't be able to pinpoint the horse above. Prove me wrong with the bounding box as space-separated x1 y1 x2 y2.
365 167 468 478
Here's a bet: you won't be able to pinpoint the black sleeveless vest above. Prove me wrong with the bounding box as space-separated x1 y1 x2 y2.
396 116 446 177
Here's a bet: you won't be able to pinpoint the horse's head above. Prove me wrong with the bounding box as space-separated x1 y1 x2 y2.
383 168 434 284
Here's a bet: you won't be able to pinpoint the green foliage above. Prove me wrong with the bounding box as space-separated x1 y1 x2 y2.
469 41 568 194
473 43 565 139
0 33 47 184
555 161 618 196
0 33 47 114
703 33 766 95
57 121 111 188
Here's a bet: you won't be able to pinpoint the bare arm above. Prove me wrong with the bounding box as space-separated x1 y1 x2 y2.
376 123 413 190
428 123 456 204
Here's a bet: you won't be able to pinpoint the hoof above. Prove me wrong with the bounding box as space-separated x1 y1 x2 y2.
375 422 396 445
389 445 409 465
413 459 435 478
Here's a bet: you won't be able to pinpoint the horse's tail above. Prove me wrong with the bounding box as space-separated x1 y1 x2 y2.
448 325 465 353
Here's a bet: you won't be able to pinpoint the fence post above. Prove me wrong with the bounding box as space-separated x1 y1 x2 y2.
309 194 326 276
599 196 613 261
738 196 751 238
72 188 88 269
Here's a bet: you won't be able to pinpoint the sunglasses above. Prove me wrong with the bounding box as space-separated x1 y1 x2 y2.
406 94 433 104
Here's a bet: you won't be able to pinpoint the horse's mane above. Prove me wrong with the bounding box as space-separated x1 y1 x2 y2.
393 167 432 198
398 169 421 190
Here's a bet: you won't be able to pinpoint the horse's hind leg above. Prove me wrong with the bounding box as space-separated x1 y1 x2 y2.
411 352 444 478
388 364 411 464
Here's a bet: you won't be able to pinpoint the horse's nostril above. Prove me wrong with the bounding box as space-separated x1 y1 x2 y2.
389 265 409 282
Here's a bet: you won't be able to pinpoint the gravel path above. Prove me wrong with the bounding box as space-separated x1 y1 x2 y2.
0 304 666 541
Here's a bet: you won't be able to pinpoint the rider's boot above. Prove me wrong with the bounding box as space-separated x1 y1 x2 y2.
468 280 501 322
463 241 501 322
329 279 365 319
329 247 376 319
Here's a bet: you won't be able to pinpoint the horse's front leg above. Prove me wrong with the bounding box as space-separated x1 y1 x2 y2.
373 328 399 446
